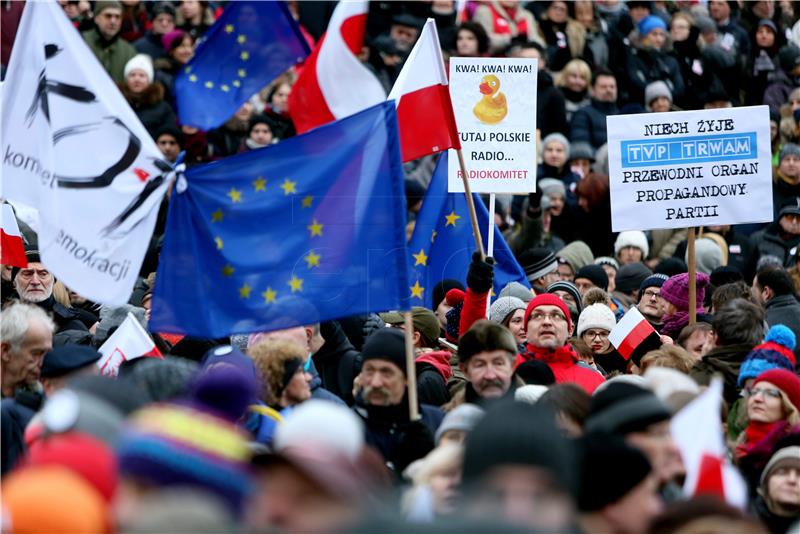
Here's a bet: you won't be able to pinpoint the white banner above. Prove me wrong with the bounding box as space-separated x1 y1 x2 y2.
607 106 773 231
1 1 170 304
97 312 162 376
448 58 537 193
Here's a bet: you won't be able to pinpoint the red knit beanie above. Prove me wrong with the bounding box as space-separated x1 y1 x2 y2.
754 369 800 413
523 293 572 331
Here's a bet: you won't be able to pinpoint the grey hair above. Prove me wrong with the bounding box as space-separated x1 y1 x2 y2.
1 302 55 351
712 298 765 347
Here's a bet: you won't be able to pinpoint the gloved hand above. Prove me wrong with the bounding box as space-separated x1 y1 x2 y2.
466 251 495 293
527 187 543 216
394 419 435 473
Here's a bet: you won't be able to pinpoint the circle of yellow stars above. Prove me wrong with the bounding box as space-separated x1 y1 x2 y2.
185 22 251 92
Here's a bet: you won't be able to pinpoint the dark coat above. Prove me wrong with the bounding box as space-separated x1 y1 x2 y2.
570 98 618 149
134 31 167 60
772 177 800 220
415 351 453 407
120 83 176 139
625 45 685 106
537 71 569 139
751 223 800 268
765 294 800 360
313 321 362 406
690 342 754 406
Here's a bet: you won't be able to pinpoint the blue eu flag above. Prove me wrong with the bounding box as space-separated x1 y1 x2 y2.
175 1 310 130
151 102 410 337
408 153 530 308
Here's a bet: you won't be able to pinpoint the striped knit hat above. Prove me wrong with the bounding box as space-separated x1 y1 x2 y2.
117 367 254 515
738 325 796 387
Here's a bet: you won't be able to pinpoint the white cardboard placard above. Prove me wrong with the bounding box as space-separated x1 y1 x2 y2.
607 106 773 231
447 58 537 194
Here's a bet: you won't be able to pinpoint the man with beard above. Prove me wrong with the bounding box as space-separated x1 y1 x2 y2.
11 251 89 341
353 328 443 477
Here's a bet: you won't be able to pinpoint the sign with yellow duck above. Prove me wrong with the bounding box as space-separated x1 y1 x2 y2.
447 58 537 194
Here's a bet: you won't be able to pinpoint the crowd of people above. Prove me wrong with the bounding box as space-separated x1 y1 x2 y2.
2 0 800 532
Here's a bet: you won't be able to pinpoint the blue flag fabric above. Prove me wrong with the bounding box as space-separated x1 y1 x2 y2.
151 102 410 337
408 153 530 308
175 1 309 130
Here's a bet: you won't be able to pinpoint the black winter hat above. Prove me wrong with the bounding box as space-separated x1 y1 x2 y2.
637 273 669 302
41 345 101 379
514 360 556 385
361 327 407 375
432 279 464 312
579 432 652 511
586 382 671 435
518 248 557 283
709 265 743 287
615 263 652 294
574 265 608 291
654 257 687 277
463 400 578 497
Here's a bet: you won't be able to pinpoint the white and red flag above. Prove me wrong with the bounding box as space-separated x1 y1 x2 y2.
97 312 162 377
1 204 27 267
288 1 385 133
671 377 748 508
608 306 661 364
388 18 461 162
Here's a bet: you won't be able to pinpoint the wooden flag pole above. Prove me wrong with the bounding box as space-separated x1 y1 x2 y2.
403 311 421 421
687 227 697 324
456 148 486 260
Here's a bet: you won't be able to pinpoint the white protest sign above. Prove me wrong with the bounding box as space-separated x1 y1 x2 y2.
607 106 772 231
448 58 537 193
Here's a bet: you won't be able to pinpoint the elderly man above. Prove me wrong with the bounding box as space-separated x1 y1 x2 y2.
1 303 55 473
81 0 137 83
354 328 442 477
516 294 604 393
11 251 89 339
456 320 518 406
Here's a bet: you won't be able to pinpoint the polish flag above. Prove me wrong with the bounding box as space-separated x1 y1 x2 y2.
1 203 27 267
671 377 748 508
288 1 385 134
388 19 461 162
608 306 661 365
97 312 162 377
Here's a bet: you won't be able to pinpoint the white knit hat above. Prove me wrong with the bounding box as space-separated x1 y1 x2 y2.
614 230 649 258
124 53 154 83
576 303 616 337
489 296 526 324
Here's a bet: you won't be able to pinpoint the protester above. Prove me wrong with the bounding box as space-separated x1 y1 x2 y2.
120 53 177 138
81 0 137 83
753 439 800 533
638 273 669 332
753 268 800 357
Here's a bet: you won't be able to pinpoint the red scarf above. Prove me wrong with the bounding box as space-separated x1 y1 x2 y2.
736 420 782 459
521 343 578 365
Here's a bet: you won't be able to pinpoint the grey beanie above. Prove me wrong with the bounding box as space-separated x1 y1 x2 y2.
568 142 596 162
489 296 526 324
542 133 570 160
498 281 534 303
95 304 147 344
779 143 800 162
538 177 566 198
644 80 672 107
435 404 485 444
687 238 724 275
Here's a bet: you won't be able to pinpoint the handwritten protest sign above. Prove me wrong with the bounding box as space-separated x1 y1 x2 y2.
448 58 537 193
607 106 772 231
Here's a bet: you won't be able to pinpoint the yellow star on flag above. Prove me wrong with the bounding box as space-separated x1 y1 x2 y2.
240 52 249 62
431 230 437 243
221 84 230 92
288 275 304 293
280 179 297 195
301 195 313 208
307 219 323 237
205 81 214 89
224 24 234 33
215 236 223 250
262 287 277 303
239 283 252 299
305 251 321 268
189 74 198 82
410 281 425 299
232 80 241 88
237 34 246 44
211 209 224 222
238 68 247 77
252 176 266 191
222 264 235 277
412 249 428 266
184 65 192 74
445 211 461 227
227 188 242 203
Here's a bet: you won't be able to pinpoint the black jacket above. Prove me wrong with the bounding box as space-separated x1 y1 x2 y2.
536 71 569 139
570 98 618 150
313 321 362 405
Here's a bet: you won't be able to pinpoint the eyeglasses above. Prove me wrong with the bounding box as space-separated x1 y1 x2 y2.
643 290 662 300
582 330 608 340
742 387 782 399
530 311 567 323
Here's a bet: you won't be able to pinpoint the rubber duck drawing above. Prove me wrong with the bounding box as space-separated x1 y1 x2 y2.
473 74 507 124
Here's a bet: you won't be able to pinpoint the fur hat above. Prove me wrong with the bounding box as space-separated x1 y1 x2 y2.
577 304 616 337
124 53 154 83
738 325 796 386
614 231 649 258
